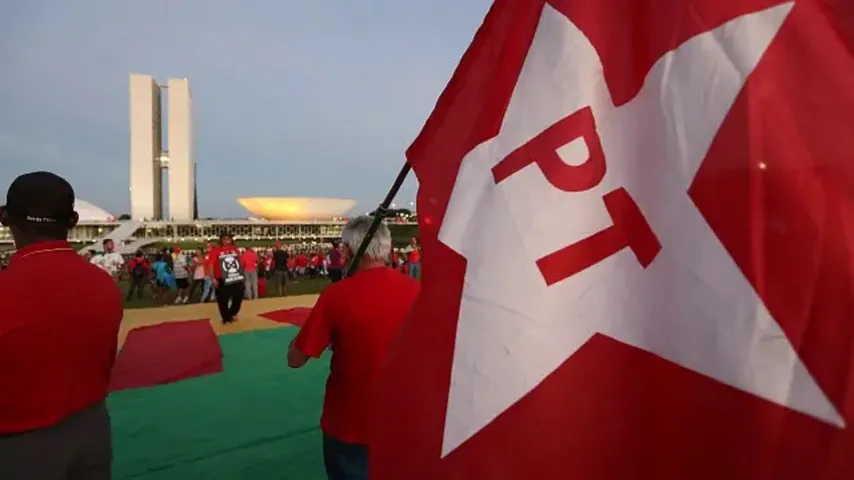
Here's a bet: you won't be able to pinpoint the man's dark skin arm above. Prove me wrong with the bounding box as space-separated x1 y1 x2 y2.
287 339 310 368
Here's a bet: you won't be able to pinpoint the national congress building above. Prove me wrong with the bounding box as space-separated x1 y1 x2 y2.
129 73 195 222
0 74 415 252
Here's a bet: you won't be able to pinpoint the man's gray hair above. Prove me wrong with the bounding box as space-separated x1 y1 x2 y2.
341 215 392 261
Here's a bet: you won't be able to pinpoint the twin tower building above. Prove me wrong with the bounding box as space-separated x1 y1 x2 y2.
129 73 197 221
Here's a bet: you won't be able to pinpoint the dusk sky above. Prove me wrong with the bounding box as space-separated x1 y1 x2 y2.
0 0 492 217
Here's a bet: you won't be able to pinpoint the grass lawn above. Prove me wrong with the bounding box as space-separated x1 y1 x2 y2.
120 276 330 309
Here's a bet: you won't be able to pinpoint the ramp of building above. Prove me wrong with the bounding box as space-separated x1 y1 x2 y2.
77 221 144 254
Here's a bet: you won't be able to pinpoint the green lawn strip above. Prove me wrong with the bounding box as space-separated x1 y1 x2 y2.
109 328 329 479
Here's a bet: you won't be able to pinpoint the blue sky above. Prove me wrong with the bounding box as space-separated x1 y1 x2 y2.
0 0 492 217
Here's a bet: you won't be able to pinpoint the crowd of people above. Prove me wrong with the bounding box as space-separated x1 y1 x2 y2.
85 240 342 305
82 237 421 308
0 170 423 480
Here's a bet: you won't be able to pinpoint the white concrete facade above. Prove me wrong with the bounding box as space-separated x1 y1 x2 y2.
129 74 196 221
167 78 194 221
129 73 163 220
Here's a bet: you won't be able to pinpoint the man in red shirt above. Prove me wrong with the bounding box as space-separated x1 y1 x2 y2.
126 250 150 301
288 216 420 480
207 233 244 324
0 172 122 479
310 251 322 277
200 242 217 302
326 240 345 283
240 247 259 300
407 236 421 279
295 251 308 276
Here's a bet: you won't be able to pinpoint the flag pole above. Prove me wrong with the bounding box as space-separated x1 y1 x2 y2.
345 162 413 276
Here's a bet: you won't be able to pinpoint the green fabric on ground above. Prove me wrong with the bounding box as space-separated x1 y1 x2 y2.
109 328 329 479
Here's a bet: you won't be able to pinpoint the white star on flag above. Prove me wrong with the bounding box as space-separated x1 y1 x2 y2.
437 1 845 458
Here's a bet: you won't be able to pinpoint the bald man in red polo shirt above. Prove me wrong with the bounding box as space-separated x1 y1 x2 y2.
0 172 123 479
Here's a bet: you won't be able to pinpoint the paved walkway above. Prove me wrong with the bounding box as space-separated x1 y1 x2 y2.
119 294 318 347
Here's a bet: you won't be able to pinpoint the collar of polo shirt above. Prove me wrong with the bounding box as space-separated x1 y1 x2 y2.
9 240 74 265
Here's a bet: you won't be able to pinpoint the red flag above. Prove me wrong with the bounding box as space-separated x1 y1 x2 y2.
372 0 854 478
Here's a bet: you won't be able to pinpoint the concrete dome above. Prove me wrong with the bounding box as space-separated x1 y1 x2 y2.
237 197 356 221
75 199 115 222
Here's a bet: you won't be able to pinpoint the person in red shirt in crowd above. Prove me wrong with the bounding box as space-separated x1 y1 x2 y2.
263 251 274 278
0 172 122 479
207 233 244 324
295 250 309 276
326 240 345 283
126 250 150 301
200 242 217 302
240 247 259 300
286 255 297 280
310 251 324 277
260 251 273 297
288 215 420 480
407 236 421 279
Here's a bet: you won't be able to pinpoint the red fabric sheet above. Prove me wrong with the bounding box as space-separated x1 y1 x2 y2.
259 307 312 327
109 319 223 392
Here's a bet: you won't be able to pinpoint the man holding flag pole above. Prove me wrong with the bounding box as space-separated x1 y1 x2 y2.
365 0 854 478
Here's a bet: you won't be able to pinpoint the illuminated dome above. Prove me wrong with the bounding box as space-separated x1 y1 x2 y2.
75 199 115 222
237 197 356 221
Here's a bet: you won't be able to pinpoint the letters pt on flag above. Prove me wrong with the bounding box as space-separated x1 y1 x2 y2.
371 0 854 479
